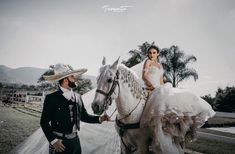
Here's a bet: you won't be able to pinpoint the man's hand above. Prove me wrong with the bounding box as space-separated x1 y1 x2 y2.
53 139 65 152
100 114 111 122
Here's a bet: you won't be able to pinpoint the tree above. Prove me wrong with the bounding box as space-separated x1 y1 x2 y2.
0 82 3 96
160 45 198 87
122 41 155 67
0 82 3 89
20 84 29 90
29 85 36 90
214 86 235 112
201 94 215 110
76 78 93 95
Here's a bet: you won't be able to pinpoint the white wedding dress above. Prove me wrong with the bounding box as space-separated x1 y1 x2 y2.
141 65 215 125
138 63 215 154
9 128 49 154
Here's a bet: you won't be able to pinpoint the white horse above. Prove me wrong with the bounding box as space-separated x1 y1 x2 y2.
91 57 154 154
91 57 216 154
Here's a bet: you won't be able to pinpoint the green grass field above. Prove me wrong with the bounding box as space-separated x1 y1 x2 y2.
186 116 235 154
0 104 40 154
186 138 235 154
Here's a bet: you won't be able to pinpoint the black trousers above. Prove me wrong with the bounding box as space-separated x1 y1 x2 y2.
49 136 81 154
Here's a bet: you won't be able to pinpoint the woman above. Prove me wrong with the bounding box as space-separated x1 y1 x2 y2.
142 45 164 91
140 45 215 154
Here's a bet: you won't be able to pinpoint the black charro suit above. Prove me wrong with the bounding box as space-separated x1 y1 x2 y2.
40 89 100 153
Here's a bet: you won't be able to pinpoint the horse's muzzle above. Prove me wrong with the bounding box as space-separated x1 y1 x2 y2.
91 102 104 115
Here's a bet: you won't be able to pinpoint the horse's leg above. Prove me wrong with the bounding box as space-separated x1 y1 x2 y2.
136 138 149 154
120 142 126 154
120 138 149 154
120 137 137 154
123 129 150 154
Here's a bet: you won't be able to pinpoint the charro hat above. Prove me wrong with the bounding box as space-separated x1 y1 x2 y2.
42 63 87 82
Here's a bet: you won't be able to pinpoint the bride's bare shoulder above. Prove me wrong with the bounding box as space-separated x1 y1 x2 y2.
144 59 151 66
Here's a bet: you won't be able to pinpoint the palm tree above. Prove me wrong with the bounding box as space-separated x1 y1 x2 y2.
122 41 155 67
160 45 198 87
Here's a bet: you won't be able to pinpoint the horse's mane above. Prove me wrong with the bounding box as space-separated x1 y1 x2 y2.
97 64 148 100
118 64 148 100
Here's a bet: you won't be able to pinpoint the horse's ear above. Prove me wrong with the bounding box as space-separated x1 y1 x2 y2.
102 56 106 66
111 57 120 70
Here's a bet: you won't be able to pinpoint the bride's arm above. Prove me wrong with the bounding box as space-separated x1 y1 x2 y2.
160 75 164 85
160 64 164 85
142 60 154 90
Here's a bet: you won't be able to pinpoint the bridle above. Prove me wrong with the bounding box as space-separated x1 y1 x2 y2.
96 70 120 111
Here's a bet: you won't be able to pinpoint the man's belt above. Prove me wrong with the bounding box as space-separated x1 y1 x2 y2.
53 131 77 139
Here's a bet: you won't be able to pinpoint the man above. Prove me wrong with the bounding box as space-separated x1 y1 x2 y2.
40 63 110 154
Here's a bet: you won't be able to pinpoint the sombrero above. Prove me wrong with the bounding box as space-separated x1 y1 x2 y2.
42 63 87 82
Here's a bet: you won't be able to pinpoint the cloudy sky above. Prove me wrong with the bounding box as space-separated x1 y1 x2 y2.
0 0 234 96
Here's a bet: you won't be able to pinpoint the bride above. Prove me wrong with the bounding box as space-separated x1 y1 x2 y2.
135 45 215 153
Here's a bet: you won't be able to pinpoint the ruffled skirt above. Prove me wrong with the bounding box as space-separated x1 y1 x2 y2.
140 84 215 154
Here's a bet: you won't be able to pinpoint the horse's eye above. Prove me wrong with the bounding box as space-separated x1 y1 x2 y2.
107 78 113 83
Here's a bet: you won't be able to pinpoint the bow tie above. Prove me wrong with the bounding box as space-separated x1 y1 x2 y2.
62 90 76 102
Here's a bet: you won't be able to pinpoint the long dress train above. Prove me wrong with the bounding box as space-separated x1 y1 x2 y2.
9 128 49 154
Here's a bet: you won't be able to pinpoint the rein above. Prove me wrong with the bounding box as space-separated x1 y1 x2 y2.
117 98 143 121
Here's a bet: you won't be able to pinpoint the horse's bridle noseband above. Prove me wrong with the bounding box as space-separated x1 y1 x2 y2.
96 70 120 110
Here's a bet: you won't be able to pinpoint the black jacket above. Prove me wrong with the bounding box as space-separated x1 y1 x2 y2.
40 89 100 142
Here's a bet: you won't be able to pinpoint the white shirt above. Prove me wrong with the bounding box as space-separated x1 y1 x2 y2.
60 86 77 101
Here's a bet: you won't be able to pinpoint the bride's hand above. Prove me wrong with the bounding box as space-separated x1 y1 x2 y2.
53 139 65 152
145 81 155 91
146 85 155 91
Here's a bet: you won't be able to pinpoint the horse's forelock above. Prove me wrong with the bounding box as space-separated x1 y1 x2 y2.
97 65 111 83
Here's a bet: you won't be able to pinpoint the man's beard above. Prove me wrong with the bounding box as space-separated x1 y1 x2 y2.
68 79 77 88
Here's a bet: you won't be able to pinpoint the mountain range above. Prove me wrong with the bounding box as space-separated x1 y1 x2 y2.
0 65 96 86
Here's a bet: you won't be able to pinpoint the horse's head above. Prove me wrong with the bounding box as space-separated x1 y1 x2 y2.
92 57 120 115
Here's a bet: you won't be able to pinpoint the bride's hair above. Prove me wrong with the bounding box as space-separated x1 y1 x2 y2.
147 45 160 60
147 45 160 53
